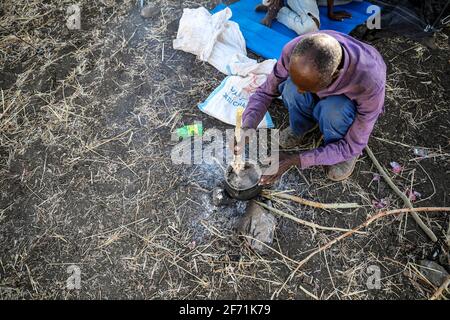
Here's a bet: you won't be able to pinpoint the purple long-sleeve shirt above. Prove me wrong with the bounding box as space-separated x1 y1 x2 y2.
242 30 386 169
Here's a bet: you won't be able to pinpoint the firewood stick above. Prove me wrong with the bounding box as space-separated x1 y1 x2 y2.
447 221 450 247
430 275 450 300
235 107 244 143
232 107 245 173
275 206 450 297
255 201 363 233
365 145 438 242
262 191 361 209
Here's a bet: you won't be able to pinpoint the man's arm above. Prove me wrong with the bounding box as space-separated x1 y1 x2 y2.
299 87 385 168
242 43 292 129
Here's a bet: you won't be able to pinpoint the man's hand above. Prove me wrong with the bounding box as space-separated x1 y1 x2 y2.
259 152 301 185
328 10 352 21
229 127 249 156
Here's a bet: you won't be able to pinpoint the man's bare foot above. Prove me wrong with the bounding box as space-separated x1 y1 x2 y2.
255 4 268 12
328 11 352 21
258 0 283 28
261 16 273 27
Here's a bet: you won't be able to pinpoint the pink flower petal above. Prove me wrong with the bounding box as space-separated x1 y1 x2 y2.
390 161 402 174
406 189 422 202
372 173 381 182
187 240 196 250
413 148 428 157
372 198 388 209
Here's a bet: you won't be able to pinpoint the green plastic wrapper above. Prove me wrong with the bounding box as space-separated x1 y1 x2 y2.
176 123 203 138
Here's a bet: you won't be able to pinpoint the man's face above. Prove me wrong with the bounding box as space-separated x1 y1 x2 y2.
289 55 326 94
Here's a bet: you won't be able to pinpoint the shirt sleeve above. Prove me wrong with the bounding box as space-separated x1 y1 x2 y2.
299 86 385 168
242 44 292 129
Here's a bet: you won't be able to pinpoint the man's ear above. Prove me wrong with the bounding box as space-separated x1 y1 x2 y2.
332 69 340 80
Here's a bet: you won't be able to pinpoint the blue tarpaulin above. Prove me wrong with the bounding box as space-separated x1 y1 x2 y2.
211 0 373 59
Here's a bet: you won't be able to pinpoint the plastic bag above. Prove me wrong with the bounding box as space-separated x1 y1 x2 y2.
198 55 276 129
208 21 249 74
174 7 276 128
198 73 274 129
173 7 247 75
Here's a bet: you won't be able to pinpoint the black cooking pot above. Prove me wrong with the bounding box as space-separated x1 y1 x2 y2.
224 161 263 200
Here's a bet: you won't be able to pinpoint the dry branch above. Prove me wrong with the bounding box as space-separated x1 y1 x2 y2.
255 201 362 233
262 191 361 209
447 222 450 247
365 145 438 242
276 206 450 297
430 275 450 300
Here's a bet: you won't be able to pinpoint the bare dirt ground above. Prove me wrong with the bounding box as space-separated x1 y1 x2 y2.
0 0 449 299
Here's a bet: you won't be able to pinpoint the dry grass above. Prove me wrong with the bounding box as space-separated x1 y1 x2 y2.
0 0 449 300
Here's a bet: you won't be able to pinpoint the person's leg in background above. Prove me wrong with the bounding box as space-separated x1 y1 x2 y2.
316 0 360 21
287 0 320 27
278 78 318 149
317 0 363 6
276 0 320 35
312 95 358 181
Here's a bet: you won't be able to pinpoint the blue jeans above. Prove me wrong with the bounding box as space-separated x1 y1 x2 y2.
278 78 356 144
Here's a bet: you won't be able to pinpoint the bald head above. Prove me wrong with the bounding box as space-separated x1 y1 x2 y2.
289 33 343 92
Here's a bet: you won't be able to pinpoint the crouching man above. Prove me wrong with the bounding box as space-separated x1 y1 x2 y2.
240 30 386 185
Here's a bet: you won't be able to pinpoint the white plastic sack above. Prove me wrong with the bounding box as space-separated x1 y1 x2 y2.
208 21 249 74
198 55 276 128
198 73 275 129
226 54 277 77
173 7 231 61
173 7 247 75
174 6 277 128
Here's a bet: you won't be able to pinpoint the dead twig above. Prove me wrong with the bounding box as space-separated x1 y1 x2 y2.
430 275 450 300
299 284 319 300
276 206 450 297
262 191 361 209
365 145 438 242
447 221 450 248
255 201 362 233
